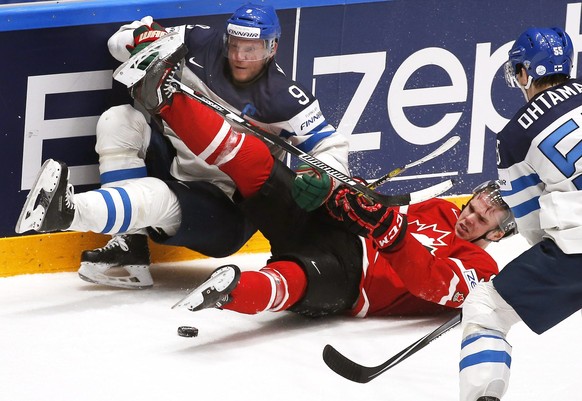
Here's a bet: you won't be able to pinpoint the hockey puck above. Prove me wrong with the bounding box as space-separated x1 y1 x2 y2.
177 326 199 337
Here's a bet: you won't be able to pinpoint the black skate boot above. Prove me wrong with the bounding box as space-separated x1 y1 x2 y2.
477 397 500 401
16 159 75 233
128 34 188 114
172 265 241 311
78 233 153 289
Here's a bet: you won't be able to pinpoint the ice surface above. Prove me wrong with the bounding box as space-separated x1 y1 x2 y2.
0 234 579 401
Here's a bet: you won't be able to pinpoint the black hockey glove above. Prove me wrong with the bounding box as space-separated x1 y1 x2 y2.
326 184 407 251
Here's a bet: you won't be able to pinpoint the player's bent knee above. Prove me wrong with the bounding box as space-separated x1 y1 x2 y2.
96 105 152 156
461 281 517 337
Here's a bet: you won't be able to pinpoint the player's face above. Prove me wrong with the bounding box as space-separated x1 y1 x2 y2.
226 37 273 84
455 193 506 242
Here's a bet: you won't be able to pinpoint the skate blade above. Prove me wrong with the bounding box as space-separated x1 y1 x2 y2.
113 31 184 87
78 264 153 290
171 266 238 310
78 272 153 290
15 159 62 233
171 289 203 310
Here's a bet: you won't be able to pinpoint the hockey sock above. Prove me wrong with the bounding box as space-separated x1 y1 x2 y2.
70 177 180 235
459 329 512 401
160 93 273 198
224 260 307 314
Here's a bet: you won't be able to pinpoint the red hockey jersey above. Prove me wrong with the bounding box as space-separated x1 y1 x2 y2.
349 198 499 317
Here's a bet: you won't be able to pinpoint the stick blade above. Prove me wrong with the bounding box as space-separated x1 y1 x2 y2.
322 344 372 383
408 179 454 204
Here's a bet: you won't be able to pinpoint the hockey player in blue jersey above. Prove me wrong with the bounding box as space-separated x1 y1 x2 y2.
16 4 346 289
458 27 582 401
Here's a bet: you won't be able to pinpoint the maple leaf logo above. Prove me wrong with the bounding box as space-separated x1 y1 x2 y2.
453 291 465 303
408 219 451 255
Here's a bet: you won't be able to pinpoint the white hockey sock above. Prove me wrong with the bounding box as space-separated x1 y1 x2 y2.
69 177 180 235
459 328 512 401
98 150 148 186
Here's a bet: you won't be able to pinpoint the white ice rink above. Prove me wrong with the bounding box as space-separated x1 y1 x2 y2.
1 234 580 401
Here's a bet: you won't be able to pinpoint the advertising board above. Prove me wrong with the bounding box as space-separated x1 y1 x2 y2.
0 0 580 266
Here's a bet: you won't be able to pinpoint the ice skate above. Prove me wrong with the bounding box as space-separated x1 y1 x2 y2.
78 234 153 289
172 265 241 311
16 159 75 234
113 31 188 114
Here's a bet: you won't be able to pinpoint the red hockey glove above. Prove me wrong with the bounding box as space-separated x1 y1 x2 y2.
292 164 335 212
326 184 407 251
126 22 167 69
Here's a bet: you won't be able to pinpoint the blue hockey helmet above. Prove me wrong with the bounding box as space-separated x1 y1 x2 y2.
224 3 281 61
226 3 281 41
504 27 573 88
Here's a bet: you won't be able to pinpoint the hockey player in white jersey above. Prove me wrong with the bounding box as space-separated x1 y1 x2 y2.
16 4 347 289
458 27 582 401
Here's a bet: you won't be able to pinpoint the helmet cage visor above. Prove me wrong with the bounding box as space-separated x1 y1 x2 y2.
472 180 518 237
223 33 275 61
503 60 521 88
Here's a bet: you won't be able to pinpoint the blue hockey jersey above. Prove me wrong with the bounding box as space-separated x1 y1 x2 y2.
108 17 348 197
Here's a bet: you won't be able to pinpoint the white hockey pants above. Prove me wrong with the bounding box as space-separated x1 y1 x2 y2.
69 105 181 235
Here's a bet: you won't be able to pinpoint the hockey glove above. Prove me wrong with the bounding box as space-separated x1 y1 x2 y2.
126 22 167 69
326 184 407 251
292 164 335 212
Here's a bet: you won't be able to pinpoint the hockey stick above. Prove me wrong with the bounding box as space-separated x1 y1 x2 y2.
322 313 461 383
113 33 453 206
368 135 460 190
167 78 453 206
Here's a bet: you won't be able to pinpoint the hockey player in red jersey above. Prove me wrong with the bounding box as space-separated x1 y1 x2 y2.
173 178 514 318
333 182 514 317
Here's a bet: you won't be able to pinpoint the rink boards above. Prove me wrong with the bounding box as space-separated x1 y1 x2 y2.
0 0 580 276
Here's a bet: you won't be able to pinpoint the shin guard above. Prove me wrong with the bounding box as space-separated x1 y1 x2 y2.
225 261 307 314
